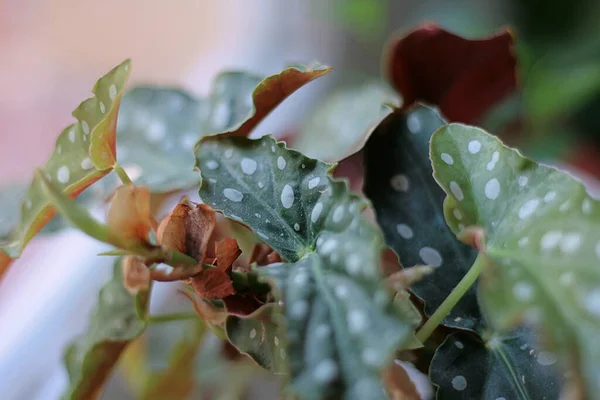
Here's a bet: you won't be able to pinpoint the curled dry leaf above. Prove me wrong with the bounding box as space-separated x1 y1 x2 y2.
190 267 236 300
248 243 281 266
386 265 435 291
383 361 421 400
121 256 150 295
179 289 226 325
385 22 517 123
153 202 216 281
215 237 242 272
106 185 155 248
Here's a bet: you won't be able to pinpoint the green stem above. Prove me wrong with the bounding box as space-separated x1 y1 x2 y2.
114 162 133 184
147 312 198 324
415 254 487 343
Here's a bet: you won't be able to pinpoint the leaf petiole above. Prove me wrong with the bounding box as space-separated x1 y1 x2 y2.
416 254 487 343
147 312 199 324
114 162 133 185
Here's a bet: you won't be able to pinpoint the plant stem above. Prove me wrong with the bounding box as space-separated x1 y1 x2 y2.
147 312 198 324
415 254 487 343
114 162 133 184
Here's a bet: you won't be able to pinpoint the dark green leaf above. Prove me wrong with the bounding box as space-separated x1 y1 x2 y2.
430 328 562 399
226 304 288 374
363 106 481 330
196 134 412 399
293 81 399 162
62 258 150 400
431 123 600 396
0 60 131 260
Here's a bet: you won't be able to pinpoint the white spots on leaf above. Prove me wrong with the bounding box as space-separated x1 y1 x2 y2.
290 300 309 319
280 348 286 360
240 158 257 175
455 341 464 349
320 238 337 255
582 198 592 215
147 120 166 141
559 272 574 286
362 348 380 366
468 140 481 154
294 223 300 231
407 113 422 133
99 101 106 114
308 177 320 189
396 224 413 239
451 375 467 391
294 272 309 286
537 351 557 366
258 182 264 188
518 237 529 248
332 205 344 223
249 328 257 339
496 397 507 400
544 191 556 203
208 178 217 184
441 153 454 165
485 178 500 200
81 121 90 135
518 176 528 187
311 202 323 223
559 200 571 212
560 233 582 254
453 209 462 220
223 188 243 202
256 231 269 240
274 336 280 347
315 324 331 339
314 359 338 383
206 160 219 170
449 181 464 201
513 281 535 302
518 199 539 219
81 157 93 170
486 151 499 171
335 285 349 299
109 84 117 101
281 184 295 209
56 145 62 154
540 231 562 251
419 247 442 267
585 288 600 317
57 166 70 184
390 174 410 192
224 149 233 159
347 310 368 333
346 254 361 275
180 133 197 149
277 156 286 170
68 129 76 143
458 223 465 231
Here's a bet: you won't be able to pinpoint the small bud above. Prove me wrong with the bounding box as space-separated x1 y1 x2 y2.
122 256 150 294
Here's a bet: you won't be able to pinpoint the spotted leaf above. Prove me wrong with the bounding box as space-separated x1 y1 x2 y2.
431 123 600 396
62 259 150 400
293 81 399 162
226 304 288 374
0 60 130 259
364 106 481 330
197 134 412 399
430 328 562 399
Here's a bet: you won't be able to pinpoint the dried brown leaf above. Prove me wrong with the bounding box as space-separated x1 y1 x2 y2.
121 256 150 295
179 289 227 325
383 361 421 400
106 185 154 247
190 268 235 300
215 238 241 272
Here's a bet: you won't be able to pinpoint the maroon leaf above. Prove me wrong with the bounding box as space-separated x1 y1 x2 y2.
385 23 517 123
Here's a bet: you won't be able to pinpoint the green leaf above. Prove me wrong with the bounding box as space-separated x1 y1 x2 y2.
0 60 131 259
226 303 288 374
293 81 399 162
62 259 150 400
114 65 331 193
430 123 600 396
430 328 562 399
363 106 481 330
196 134 412 399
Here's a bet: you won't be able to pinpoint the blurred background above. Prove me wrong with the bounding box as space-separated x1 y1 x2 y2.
1 0 600 398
